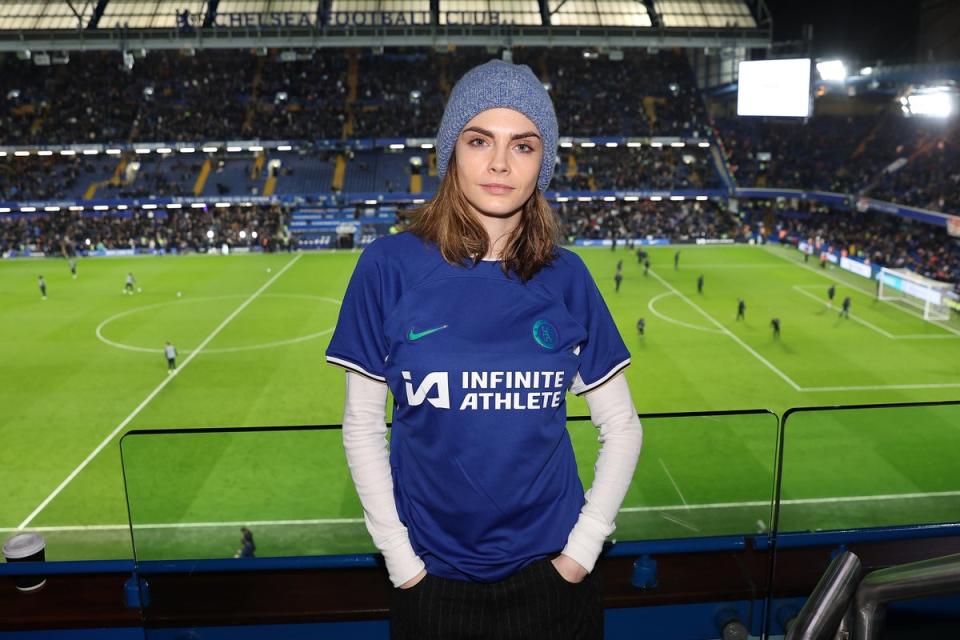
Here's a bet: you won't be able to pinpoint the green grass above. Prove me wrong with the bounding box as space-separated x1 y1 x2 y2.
1 244 958 561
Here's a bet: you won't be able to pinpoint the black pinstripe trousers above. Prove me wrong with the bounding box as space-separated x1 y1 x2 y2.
390 556 603 639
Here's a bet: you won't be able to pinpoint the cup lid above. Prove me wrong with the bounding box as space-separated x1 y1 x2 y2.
3 532 45 559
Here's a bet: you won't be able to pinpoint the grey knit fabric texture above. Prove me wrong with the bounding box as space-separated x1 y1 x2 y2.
436 59 558 192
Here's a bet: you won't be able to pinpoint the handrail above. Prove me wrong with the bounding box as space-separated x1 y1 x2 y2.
853 552 960 640
785 551 861 640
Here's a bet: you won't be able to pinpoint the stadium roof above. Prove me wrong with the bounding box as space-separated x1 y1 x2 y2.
0 0 770 51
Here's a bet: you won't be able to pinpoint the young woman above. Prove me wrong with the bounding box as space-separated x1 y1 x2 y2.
326 59 643 639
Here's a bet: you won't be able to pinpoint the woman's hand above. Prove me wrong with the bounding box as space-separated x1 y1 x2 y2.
551 554 588 583
399 568 427 589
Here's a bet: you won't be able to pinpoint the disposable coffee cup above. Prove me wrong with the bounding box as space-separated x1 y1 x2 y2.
3 532 47 592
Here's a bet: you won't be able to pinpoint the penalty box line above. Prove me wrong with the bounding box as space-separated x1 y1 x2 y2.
763 246 960 338
16 253 304 531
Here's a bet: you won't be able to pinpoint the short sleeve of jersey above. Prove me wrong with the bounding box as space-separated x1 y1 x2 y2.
325 243 388 382
566 254 631 395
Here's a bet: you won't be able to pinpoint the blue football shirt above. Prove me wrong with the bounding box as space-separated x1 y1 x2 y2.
326 231 631 582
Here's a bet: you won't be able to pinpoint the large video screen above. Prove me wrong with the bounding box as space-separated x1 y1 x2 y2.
737 58 812 117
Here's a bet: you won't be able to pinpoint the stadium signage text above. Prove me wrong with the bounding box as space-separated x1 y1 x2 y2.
178 10 505 28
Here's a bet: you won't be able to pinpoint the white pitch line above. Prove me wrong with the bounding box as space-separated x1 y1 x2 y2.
648 268 803 391
791 285 897 338
647 291 723 334
659 458 688 507
16 253 304 531
802 382 960 392
792 285 959 340
658 512 700 532
764 246 960 337
8 489 960 534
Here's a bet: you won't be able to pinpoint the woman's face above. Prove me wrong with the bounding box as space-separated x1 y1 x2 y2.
454 107 543 221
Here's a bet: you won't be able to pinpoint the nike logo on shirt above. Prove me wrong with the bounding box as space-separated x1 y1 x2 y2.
408 325 449 341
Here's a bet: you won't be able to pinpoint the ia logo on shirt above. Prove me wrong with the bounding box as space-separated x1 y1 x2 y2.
401 370 450 409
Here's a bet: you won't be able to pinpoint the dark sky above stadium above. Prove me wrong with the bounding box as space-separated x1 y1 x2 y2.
765 0 921 65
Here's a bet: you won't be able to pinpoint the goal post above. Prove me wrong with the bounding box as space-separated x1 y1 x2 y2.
877 267 953 321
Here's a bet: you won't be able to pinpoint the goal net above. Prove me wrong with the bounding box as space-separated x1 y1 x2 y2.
877 267 953 321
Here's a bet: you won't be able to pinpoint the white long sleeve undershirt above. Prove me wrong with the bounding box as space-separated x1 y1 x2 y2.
340 369 642 586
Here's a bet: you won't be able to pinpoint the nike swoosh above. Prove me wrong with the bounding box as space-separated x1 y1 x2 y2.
408 325 448 341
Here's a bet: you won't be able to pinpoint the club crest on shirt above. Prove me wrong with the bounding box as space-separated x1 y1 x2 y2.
532 319 559 350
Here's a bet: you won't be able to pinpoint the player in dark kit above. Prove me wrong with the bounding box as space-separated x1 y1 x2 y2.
643 257 650 276
614 270 623 292
674 250 680 270
736 298 745 321
827 284 836 308
770 317 780 339
840 296 851 318
636 317 645 336
38 275 47 300
697 274 704 294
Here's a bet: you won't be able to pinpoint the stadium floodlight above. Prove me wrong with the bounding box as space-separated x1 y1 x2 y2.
44 206 60 212
167 204 182 209
142 204 157 210
560 141 574 148
627 141 642 147
696 195 709 201
252 231 258 239
93 205 109 211
816 59 847 82
21 207 37 212
860 66 874 76
190 203 206 208
605 142 618 147
0 151 6 157
215 202 230 208
135 148 151 154
37 150 52 156
603 196 616 201
0 207 10 213
206 230 214 239
577 196 592 202
420 143 434 149
239 230 247 239
179 147 195 153
650 142 663 148
624 196 640 201
670 142 685 147
60 150 76 156
84 238 91 245
106 149 122 155
670 195 685 201
117 205 128 210
226 146 242 152
69 206 83 211
698 142 710 147
202 146 219 153
580 142 596 147
14 150 30 156
248 146 263 152
389 143 405 150
556 196 569 202
157 148 172 154
82 149 99 155
649 196 662 201
277 145 293 151
900 86 957 118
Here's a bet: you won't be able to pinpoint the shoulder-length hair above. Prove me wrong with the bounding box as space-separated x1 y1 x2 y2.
403 153 559 282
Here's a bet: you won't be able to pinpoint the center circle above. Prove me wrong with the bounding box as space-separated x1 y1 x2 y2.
95 294 341 355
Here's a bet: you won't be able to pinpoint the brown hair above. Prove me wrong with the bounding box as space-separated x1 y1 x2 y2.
403 154 560 282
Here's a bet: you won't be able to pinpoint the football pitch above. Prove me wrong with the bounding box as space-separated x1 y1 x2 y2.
1 244 958 562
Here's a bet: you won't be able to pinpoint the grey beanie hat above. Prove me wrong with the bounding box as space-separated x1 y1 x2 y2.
436 59 558 193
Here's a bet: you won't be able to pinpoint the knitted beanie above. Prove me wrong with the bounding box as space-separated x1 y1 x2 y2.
436 59 558 193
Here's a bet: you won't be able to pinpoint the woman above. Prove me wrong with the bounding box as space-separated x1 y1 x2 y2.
326 59 642 639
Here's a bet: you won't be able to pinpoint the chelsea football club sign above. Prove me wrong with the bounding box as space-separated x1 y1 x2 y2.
176 9 504 29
